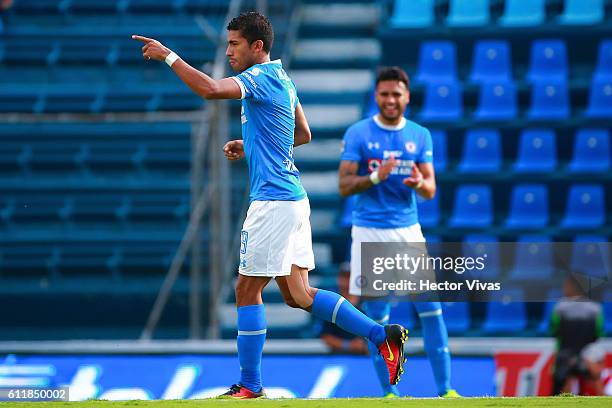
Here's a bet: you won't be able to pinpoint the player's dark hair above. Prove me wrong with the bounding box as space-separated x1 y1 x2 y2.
376 66 410 90
227 11 274 53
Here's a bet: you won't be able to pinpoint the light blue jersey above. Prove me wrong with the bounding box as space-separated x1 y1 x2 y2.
341 116 433 228
232 60 306 202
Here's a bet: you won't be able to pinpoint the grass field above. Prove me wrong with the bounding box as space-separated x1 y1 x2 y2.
1 397 611 408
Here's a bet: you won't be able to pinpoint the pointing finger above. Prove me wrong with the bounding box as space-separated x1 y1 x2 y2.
132 35 154 43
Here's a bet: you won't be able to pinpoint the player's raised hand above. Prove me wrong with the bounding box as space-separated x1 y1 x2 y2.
223 140 245 161
402 163 424 189
132 35 172 62
377 155 397 181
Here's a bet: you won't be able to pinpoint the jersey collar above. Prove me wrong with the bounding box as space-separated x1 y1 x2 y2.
373 114 406 131
261 59 282 65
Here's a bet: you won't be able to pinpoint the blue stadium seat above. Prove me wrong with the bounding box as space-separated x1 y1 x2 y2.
510 236 554 280
420 82 463 122
0 88 41 113
441 302 470 334
415 41 457 83
499 0 545 27
430 129 447 171
11 0 64 14
505 184 549 229
457 129 501 173
561 185 605 229
514 129 557 173
558 0 604 25
604 294 612 335
43 89 100 113
446 0 490 27
67 0 124 14
470 40 512 83
528 81 570 120
527 40 568 82
416 194 439 228
448 185 492 228
463 235 500 280
571 236 609 281
594 40 612 81
127 0 178 13
390 0 434 28
482 289 527 334
473 81 517 121
584 78 612 119
568 129 610 173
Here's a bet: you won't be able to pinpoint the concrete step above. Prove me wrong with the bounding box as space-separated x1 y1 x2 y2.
301 3 380 27
291 69 373 94
293 39 381 65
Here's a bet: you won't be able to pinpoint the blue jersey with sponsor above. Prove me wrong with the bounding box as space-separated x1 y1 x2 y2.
340 116 433 228
232 60 306 202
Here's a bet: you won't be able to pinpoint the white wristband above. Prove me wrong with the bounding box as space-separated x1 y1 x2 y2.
165 52 179 67
369 170 381 185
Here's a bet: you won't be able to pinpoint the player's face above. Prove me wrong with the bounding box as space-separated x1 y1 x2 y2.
226 30 257 72
375 80 410 122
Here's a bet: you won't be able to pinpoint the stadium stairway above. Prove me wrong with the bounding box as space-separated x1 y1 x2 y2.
291 0 382 263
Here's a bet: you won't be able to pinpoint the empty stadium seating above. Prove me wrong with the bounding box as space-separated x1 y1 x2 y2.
513 129 557 173
457 129 501 173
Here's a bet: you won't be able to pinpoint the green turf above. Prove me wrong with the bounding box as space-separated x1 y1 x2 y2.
1 397 611 408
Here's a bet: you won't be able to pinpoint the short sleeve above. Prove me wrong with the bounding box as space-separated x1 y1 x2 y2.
232 66 270 102
340 125 362 162
417 128 434 163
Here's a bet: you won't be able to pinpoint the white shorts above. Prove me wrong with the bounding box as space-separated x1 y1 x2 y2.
349 224 426 296
238 198 315 277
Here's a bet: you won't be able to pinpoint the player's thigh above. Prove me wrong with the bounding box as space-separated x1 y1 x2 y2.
277 264 314 308
285 199 315 272
349 226 384 296
239 200 299 277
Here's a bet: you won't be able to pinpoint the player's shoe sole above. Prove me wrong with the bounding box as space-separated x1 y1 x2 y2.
216 384 265 399
378 324 409 385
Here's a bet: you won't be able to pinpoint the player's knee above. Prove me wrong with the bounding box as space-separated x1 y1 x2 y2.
288 288 313 309
282 294 301 309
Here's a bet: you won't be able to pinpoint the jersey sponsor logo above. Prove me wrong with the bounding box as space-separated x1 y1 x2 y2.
240 105 247 124
243 73 257 89
383 150 403 159
405 142 416 153
368 158 415 175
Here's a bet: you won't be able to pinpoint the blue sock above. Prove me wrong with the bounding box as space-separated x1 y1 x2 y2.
363 300 399 396
237 304 266 392
311 289 386 346
415 302 451 396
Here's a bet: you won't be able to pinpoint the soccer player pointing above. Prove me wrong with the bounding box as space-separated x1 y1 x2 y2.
339 67 460 398
134 13 408 399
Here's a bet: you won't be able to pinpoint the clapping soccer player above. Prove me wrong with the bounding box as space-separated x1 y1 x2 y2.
338 67 460 398
133 12 408 399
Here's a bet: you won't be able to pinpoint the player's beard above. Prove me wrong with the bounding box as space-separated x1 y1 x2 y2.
380 105 403 123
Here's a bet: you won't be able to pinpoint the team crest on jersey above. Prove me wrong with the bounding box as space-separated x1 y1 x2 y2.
367 159 381 172
405 142 417 153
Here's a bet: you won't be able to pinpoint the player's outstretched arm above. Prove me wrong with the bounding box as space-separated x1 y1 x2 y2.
294 103 311 147
338 157 396 197
132 35 241 100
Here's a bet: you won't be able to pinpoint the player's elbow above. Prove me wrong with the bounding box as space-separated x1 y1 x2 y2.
198 82 222 100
